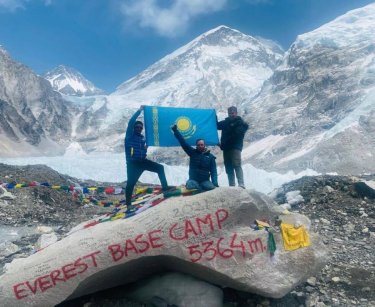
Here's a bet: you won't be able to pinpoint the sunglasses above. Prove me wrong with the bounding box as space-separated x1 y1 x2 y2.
134 125 143 129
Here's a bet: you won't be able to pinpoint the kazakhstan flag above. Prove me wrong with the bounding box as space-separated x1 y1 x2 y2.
144 106 219 147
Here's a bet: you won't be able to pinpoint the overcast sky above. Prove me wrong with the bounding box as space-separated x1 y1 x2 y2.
0 0 373 92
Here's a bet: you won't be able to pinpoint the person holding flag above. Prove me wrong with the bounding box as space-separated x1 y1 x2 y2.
171 124 218 191
217 106 248 188
124 106 170 211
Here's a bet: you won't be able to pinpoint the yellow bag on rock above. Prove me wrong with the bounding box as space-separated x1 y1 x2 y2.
280 223 311 251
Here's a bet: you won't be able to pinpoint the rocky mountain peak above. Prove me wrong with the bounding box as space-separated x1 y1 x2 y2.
153 25 283 71
243 3 375 174
112 25 282 113
193 24 281 52
294 2 375 50
0 45 8 55
44 65 105 96
0 47 72 156
185 25 254 48
69 26 284 153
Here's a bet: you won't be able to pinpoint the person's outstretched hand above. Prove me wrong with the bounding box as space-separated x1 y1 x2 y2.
171 124 178 132
139 105 145 111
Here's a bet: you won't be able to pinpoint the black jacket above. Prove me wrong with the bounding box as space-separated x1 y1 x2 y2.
217 116 248 151
173 130 218 186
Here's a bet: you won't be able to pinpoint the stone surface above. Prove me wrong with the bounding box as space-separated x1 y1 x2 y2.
35 233 58 250
36 226 54 234
126 272 224 307
306 277 317 287
273 175 375 306
0 188 326 306
0 241 20 258
1 166 374 306
0 186 15 200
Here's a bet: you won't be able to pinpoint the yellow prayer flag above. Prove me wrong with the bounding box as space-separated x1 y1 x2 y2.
256 220 270 228
111 213 125 220
135 186 148 194
280 223 311 251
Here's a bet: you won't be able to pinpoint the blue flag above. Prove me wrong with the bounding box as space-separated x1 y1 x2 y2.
144 106 219 147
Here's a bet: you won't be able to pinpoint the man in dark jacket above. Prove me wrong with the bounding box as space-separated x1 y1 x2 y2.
217 106 248 188
125 106 169 210
172 125 218 191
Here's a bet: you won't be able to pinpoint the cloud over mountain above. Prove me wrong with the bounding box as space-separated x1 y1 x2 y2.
120 0 227 37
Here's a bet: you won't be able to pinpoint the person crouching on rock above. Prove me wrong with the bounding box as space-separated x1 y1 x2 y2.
125 106 170 212
171 124 218 191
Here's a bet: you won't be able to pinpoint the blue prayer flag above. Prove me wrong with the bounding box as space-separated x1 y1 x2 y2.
144 106 219 147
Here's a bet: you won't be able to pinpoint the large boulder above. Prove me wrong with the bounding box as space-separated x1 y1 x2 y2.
0 188 328 306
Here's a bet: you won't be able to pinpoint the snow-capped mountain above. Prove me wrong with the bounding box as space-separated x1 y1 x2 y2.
75 25 283 152
2 3 375 177
44 65 105 96
110 25 282 112
0 47 72 157
243 3 375 174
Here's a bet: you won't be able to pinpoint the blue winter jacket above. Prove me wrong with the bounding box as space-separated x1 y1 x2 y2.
173 129 218 186
125 110 147 162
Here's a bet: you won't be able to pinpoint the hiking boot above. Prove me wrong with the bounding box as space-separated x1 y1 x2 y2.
162 186 175 192
126 205 137 214
165 188 182 199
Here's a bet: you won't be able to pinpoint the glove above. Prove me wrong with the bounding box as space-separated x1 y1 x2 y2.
171 124 178 132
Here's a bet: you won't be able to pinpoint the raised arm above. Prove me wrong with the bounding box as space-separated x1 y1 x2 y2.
217 117 225 130
171 125 194 156
125 107 143 139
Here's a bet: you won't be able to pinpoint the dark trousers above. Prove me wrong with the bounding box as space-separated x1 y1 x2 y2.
126 159 168 205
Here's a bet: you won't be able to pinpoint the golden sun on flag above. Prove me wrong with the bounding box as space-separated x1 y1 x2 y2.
176 117 191 131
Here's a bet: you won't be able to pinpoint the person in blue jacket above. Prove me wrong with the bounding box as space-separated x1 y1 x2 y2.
125 106 169 211
171 124 218 191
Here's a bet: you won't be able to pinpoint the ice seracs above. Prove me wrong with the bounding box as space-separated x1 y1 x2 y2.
244 2 375 175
